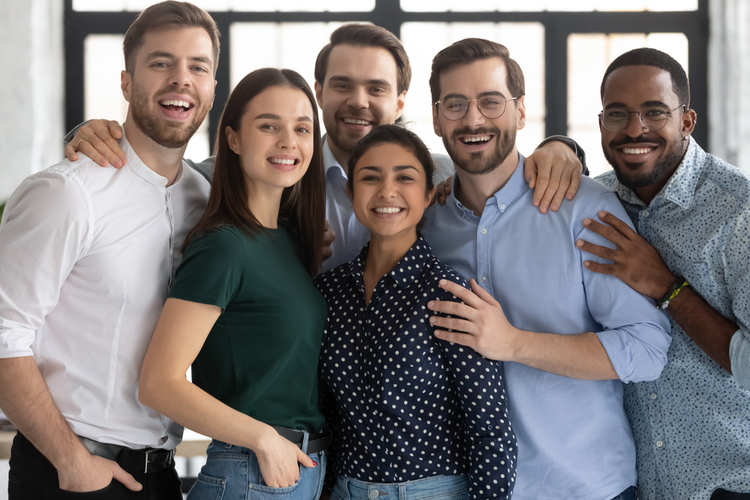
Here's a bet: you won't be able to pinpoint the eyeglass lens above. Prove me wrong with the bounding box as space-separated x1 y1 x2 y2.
440 95 510 120
600 106 682 132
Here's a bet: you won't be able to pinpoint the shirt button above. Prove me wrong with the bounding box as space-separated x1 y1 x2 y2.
500 204 506 210
642 210 650 217
650 392 657 399
656 440 664 448
480 276 487 282
480 228 487 235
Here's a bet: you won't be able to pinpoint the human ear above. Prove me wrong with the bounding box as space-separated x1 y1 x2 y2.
121 71 132 103
432 105 442 137
226 126 241 155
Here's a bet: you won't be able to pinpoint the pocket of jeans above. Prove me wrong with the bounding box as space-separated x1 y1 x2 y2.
250 475 302 494
56 479 117 498
187 472 226 500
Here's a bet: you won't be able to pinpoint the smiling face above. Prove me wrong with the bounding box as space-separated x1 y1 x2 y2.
121 26 216 149
226 86 315 196
600 64 696 199
315 44 406 163
433 57 525 176
349 142 434 244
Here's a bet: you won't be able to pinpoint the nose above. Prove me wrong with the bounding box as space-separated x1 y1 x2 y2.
622 111 648 137
277 127 297 150
347 86 369 110
462 99 486 128
378 177 396 199
170 61 192 88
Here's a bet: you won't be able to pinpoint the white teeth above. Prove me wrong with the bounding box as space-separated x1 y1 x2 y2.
622 147 652 154
374 207 402 214
160 99 191 108
463 135 491 143
343 118 370 125
269 158 296 165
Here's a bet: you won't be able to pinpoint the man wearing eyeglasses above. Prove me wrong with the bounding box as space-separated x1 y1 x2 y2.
424 38 672 500
576 48 750 500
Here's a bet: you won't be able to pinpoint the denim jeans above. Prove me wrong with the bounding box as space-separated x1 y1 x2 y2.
330 474 469 500
187 438 326 500
612 486 638 500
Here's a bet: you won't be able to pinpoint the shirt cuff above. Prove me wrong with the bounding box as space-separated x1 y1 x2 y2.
729 329 750 390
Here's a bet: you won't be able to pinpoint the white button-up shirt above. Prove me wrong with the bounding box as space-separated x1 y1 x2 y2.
0 134 210 449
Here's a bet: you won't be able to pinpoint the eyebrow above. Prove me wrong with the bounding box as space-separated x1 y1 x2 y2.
254 113 313 122
440 90 507 100
358 165 419 173
604 100 670 110
145 51 212 66
328 75 393 88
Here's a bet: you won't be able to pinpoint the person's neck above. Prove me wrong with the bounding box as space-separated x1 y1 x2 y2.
363 230 417 305
633 142 689 206
246 181 283 229
327 135 352 170
454 149 520 216
123 119 186 186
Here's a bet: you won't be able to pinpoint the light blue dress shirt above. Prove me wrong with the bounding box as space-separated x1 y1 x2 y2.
597 138 750 500
422 153 672 500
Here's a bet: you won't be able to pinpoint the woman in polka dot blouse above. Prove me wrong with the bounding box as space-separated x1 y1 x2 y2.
315 124 517 500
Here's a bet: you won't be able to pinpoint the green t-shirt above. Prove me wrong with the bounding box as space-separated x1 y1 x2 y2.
169 224 327 432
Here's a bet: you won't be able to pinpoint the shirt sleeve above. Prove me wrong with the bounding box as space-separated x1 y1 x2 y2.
0 168 91 358
184 156 215 184
168 228 245 310
434 272 517 499
578 192 673 383
725 206 750 389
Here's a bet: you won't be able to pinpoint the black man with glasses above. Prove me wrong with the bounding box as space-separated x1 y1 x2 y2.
577 48 750 500
423 38 671 500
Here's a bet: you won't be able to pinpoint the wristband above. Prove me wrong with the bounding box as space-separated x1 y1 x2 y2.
657 277 689 309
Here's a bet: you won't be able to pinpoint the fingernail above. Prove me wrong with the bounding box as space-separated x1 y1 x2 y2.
135 482 143 490
533 199 540 206
439 279 446 286
312 460 318 467
429 316 436 324
583 218 591 225
575 240 583 247
584 261 591 268
599 210 607 217
427 301 434 308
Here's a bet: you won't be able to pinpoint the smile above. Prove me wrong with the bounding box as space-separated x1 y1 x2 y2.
373 207 403 214
158 99 194 112
342 118 371 126
460 135 493 145
620 147 653 155
268 158 299 165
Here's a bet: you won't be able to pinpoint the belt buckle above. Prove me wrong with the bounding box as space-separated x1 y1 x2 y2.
144 449 152 473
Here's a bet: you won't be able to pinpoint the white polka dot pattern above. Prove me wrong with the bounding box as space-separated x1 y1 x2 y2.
315 237 517 499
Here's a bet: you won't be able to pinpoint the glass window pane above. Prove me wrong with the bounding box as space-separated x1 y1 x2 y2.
567 32 688 177
74 0 373 12
401 22 545 161
83 34 210 163
400 0 697 12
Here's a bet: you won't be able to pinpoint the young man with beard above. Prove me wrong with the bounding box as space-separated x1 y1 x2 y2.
65 23 586 272
0 2 217 499
423 38 672 500
576 48 750 500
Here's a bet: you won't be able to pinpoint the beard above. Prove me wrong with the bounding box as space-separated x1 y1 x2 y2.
323 110 378 156
129 82 209 149
442 122 517 176
602 133 685 189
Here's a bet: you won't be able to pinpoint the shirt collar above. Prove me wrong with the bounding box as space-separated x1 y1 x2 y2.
323 135 347 180
120 131 184 188
345 236 433 291
610 137 703 209
447 152 527 216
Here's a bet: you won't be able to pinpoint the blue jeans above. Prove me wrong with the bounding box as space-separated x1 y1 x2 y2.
612 486 638 500
330 474 469 500
187 438 326 500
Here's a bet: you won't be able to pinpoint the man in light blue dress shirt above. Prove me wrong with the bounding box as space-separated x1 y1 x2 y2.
424 38 672 500
577 48 750 500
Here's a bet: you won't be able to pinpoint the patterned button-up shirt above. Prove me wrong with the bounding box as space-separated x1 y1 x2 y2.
315 238 516 499
596 138 750 499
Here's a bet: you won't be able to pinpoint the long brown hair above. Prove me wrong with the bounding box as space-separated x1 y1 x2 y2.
184 68 325 275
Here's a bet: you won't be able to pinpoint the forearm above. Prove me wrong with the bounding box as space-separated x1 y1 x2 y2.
139 368 274 452
510 330 619 380
0 357 90 468
667 287 737 373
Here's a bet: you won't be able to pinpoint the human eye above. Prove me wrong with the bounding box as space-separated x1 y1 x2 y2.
192 65 209 74
151 61 169 68
295 125 311 134
398 174 416 182
370 86 387 95
259 123 277 131
444 98 465 111
643 108 667 118
605 109 627 119
480 96 502 108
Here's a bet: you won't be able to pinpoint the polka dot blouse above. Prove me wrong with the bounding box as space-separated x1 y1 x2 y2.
315 237 517 499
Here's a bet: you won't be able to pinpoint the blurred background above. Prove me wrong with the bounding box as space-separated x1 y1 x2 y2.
1 0 749 497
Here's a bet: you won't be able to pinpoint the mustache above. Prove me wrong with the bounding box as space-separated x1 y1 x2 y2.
451 126 501 140
156 84 196 99
609 134 665 149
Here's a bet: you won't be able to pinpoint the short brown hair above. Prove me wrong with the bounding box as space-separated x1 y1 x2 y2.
429 38 524 104
123 1 220 76
314 23 411 95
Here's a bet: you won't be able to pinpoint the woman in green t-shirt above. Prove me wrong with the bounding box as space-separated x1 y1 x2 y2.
138 68 330 499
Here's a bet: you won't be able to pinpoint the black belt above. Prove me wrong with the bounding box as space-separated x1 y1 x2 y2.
273 426 331 454
79 436 175 474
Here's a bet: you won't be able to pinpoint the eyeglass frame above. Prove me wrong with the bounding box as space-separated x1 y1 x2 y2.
598 104 686 133
434 94 519 121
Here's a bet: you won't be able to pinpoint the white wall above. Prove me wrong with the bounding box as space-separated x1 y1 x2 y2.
0 0 64 205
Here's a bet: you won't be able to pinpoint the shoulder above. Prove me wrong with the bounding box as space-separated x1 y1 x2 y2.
184 226 247 256
314 263 351 299
594 169 619 191
420 248 470 300
182 159 214 192
696 151 750 203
